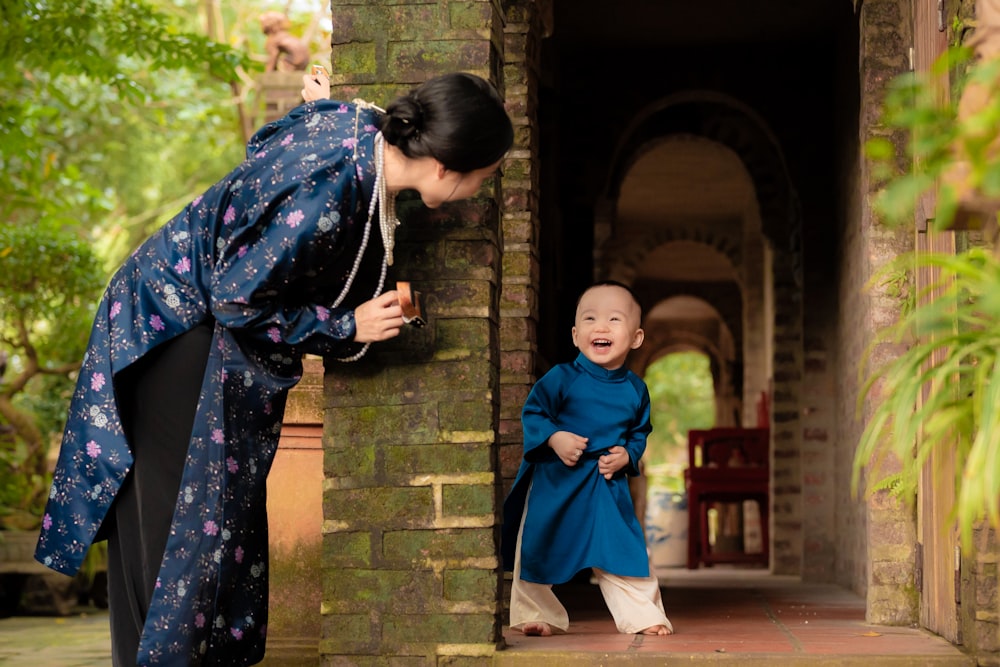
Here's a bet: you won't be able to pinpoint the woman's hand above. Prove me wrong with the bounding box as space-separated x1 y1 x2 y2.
597 446 629 480
353 291 404 343
301 67 331 102
549 430 588 467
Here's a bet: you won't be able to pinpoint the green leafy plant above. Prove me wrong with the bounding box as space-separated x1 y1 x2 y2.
0 0 250 529
0 222 103 529
856 45 1000 547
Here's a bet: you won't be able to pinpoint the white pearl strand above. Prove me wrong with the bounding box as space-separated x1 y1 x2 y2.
376 132 401 267
333 131 396 362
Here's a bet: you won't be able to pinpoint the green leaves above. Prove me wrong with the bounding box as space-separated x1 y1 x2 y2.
0 220 102 345
645 352 715 492
0 0 246 87
863 47 986 232
857 39 1000 545
857 249 1000 546
0 0 249 236
0 0 253 522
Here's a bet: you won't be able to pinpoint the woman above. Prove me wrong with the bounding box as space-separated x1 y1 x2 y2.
35 70 513 666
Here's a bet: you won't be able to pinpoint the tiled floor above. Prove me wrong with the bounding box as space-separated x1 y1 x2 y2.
497 567 975 666
0 568 976 666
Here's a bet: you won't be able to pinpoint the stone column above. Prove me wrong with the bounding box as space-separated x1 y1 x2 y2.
321 1 507 663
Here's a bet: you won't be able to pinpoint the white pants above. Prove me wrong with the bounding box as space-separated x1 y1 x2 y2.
508 488 673 635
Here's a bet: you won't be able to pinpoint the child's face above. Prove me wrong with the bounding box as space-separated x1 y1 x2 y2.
571 285 644 370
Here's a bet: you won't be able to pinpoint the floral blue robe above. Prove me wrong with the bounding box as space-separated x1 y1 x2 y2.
501 353 652 584
36 99 386 665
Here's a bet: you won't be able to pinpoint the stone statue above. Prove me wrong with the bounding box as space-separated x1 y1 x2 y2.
259 11 310 72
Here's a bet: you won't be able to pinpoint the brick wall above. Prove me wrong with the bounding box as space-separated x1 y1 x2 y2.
321 1 507 663
963 523 999 662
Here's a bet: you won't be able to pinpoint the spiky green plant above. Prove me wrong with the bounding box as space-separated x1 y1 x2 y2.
856 44 1000 547
855 249 1000 546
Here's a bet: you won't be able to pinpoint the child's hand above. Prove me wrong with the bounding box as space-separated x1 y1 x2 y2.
549 430 588 467
598 446 629 480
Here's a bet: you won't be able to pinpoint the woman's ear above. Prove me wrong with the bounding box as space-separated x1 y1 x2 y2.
435 160 448 181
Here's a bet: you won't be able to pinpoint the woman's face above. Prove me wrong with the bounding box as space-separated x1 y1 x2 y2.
420 160 502 208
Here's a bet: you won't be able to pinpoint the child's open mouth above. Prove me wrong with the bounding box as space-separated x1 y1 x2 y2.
592 339 612 348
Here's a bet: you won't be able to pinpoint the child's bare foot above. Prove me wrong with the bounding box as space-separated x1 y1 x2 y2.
522 622 553 636
640 624 672 635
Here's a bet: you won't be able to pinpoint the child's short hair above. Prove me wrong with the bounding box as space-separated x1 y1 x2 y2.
577 280 642 317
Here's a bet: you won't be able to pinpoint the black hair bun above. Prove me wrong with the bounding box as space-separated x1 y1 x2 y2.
382 96 424 146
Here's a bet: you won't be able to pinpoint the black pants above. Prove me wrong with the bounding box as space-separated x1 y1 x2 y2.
107 323 213 667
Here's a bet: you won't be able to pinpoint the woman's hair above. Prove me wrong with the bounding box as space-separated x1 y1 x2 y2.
381 73 514 173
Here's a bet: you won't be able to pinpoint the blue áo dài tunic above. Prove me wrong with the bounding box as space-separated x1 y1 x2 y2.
35 99 387 665
501 353 653 584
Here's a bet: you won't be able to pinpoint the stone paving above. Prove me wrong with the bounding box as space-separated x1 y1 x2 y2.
0 569 979 666
0 609 110 667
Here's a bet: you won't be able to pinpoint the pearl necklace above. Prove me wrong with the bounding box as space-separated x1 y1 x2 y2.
376 132 401 267
333 130 394 362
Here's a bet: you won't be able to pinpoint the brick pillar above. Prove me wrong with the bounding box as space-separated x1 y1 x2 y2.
770 254 804 575
320 1 507 663
498 0 543 615
856 0 919 624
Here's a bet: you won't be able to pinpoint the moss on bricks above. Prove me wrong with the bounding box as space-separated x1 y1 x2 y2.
315 657 383 667
330 403 439 446
331 41 376 79
382 612 494 645
444 569 496 602
501 159 530 181
449 2 491 31
322 531 371 568
325 487 434 527
383 528 495 563
318 613 371 652
390 41 492 82
439 400 494 432
384 444 491 476
436 319 493 355
502 251 532 278
444 241 499 273
327 569 437 610
324 442 375 478
436 281 493 309
442 484 493 516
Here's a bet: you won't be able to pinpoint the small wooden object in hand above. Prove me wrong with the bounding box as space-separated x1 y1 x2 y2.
397 281 426 328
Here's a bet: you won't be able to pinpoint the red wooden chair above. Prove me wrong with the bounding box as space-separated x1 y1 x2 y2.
685 427 770 569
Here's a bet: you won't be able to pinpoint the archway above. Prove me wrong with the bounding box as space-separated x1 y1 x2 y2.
595 92 798 573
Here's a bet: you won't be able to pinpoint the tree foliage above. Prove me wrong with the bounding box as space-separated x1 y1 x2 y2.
0 0 250 527
0 222 103 525
1 0 247 226
644 352 715 492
